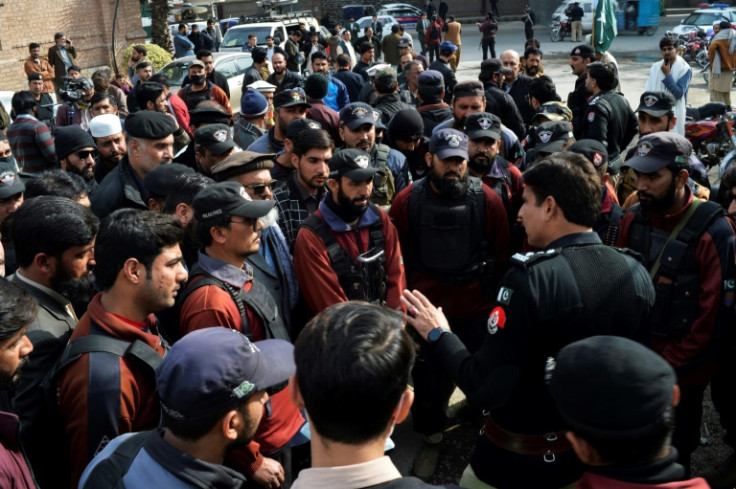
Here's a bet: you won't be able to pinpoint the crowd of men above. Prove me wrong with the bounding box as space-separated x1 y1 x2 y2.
0 11 733 489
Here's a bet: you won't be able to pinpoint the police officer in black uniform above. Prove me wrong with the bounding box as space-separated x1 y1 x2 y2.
581 61 638 174
478 58 525 140
403 152 655 489
567 44 595 140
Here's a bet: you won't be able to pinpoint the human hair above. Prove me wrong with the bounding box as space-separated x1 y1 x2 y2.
252 48 267 64
29 42 40 50
196 211 231 247
23 170 89 202
11 91 37 115
523 46 543 59
391 24 400 33
163 173 214 214
360 42 374 54
528 75 560 105
136 61 152 72
522 153 601 228
136 82 165 109
94 209 184 291
294 302 415 444
418 83 443 104
374 74 398 94
196 49 212 59
292 128 334 157
569 405 675 466
586 62 616 91
659 35 678 50
67 65 81 74
311 51 328 63
336 53 351 68
133 45 148 56
0 278 38 341
90 91 117 107
148 73 171 89
290 29 302 39
178 22 187 32
54 32 65 41
12 196 98 269
162 395 251 441
92 74 111 92
248 34 256 40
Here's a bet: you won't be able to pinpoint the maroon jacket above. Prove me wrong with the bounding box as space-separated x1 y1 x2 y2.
0 411 36 489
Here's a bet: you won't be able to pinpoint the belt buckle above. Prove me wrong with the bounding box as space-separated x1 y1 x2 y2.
544 432 557 442
543 450 556 463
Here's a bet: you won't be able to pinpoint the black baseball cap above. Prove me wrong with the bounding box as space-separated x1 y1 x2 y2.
193 181 275 222
624 132 692 173
430 128 469 160
329 148 378 181
418 70 444 89
286 118 323 139
635 91 676 118
0 162 24 199
567 139 608 170
534 121 574 153
340 102 376 131
465 112 501 141
194 124 235 156
273 88 311 110
480 58 511 75
157 327 294 421
189 106 232 126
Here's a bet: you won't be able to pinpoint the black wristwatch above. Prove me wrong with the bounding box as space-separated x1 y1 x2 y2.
427 327 448 343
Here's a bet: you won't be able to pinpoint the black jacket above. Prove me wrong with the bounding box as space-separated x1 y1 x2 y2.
567 75 589 140
374 93 415 125
183 70 230 99
334 68 365 102
581 90 638 163
506 75 534 126
418 103 452 137
428 58 456 104
90 155 148 219
483 82 525 139
266 70 303 94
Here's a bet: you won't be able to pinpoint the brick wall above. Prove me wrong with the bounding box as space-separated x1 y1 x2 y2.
0 0 146 91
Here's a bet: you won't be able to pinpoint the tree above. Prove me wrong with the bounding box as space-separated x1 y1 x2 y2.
151 0 173 53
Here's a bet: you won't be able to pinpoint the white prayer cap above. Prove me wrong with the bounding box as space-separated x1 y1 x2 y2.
89 114 123 138
247 80 277 93
366 63 391 77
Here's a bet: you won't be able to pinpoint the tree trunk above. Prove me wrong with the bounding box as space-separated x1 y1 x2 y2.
151 0 173 53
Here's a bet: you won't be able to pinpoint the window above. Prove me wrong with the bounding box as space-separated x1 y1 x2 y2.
217 59 238 78
233 56 254 75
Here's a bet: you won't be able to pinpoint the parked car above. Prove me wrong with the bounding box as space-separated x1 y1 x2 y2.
377 3 423 26
157 52 253 115
219 15 319 51
356 15 399 39
671 6 736 35
342 5 377 22
551 0 597 31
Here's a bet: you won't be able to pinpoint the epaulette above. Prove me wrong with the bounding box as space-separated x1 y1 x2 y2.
510 248 561 268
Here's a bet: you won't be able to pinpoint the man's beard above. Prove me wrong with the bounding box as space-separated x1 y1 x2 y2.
260 207 280 228
68 164 95 182
50 267 97 306
429 167 468 199
468 153 492 173
639 178 677 212
526 65 539 76
100 152 124 167
337 185 369 215
274 66 285 75
0 356 29 386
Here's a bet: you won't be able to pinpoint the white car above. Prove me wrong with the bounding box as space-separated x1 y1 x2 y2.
671 7 736 35
355 15 399 40
157 52 253 115
551 0 598 31
377 4 423 26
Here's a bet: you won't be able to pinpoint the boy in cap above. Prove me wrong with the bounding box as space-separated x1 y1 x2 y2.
548 335 710 489
90 113 127 183
428 41 457 103
79 327 296 489
54 125 99 193
618 132 736 475
193 123 236 177
248 88 310 154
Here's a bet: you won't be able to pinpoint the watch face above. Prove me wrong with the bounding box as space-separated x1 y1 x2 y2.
428 327 444 342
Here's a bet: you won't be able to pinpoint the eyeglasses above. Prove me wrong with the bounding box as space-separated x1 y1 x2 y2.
242 180 278 196
76 150 98 159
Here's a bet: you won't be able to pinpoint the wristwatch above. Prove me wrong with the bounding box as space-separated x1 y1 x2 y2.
427 327 448 343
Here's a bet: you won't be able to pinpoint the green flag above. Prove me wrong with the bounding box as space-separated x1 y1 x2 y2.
592 0 617 53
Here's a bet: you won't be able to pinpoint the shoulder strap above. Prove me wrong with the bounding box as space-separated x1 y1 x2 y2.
301 214 354 276
79 432 150 489
374 143 391 169
603 203 624 246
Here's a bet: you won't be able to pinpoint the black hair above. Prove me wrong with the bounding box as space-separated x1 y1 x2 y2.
135 61 152 72
163 173 214 214
0 278 38 341
196 49 213 59
252 48 267 64
195 212 231 247
292 128 334 157
528 75 560 105
659 35 678 50
311 51 328 63
136 82 165 110
90 91 117 107
23 170 89 202
11 91 37 116
523 46 543 59
12 196 98 269
522 152 601 228
148 73 171 89
28 42 40 50
178 22 187 31
67 65 81 73
391 24 400 33
336 53 351 68
94 209 184 291
294 302 415 444
586 62 616 91
374 73 398 94
133 45 148 55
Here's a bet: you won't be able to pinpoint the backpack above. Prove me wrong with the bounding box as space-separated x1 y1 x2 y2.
429 23 441 41
370 144 397 207
79 432 149 489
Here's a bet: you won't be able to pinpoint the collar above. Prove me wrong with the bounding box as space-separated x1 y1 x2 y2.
640 185 694 224
545 231 602 249
292 456 401 489
197 250 254 288
14 269 72 309
584 449 686 485
317 194 381 232
291 173 326 201
486 157 507 179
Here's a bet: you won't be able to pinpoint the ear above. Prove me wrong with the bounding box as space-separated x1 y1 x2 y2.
290 151 299 168
148 198 161 212
128 138 141 157
669 115 677 131
543 195 557 220
672 384 681 408
175 203 193 227
424 151 432 168
566 431 598 465
338 126 346 143
59 158 68 171
283 138 294 153
326 178 339 194
122 257 144 284
33 252 55 275
676 168 689 187
288 375 305 408
210 224 228 244
393 388 414 425
221 409 242 441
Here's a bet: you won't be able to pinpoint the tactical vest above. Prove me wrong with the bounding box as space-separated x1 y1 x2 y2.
485 157 514 218
180 82 214 111
370 144 397 207
627 200 724 338
408 176 493 288
300 204 388 303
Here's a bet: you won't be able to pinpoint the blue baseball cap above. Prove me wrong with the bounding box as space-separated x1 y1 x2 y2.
439 40 457 52
430 128 468 160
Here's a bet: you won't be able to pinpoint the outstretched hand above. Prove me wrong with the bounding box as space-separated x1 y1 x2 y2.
400 289 451 341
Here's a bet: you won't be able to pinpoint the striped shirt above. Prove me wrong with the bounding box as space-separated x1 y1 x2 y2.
7 114 56 170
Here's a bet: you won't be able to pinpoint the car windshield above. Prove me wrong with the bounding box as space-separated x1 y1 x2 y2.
682 12 729 26
158 62 191 86
222 26 273 48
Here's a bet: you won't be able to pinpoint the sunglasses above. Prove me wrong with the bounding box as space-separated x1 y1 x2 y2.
76 150 98 159
243 180 278 196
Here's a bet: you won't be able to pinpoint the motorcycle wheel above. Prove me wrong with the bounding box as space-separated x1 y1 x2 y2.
550 27 562 42
696 50 709 69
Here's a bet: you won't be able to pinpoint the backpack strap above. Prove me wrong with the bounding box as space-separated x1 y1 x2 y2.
602 203 624 247
301 214 355 282
79 432 150 489
374 143 391 169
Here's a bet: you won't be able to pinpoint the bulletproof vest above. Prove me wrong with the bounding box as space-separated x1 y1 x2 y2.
300 204 388 303
370 143 397 207
627 201 723 338
408 176 492 285
180 82 213 111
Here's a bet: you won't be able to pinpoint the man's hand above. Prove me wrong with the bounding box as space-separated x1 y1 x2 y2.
252 457 285 489
660 60 671 76
401 289 451 341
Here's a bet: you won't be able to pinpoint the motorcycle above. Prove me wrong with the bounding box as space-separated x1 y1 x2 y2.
676 29 709 68
550 19 571 42
684 102 736 177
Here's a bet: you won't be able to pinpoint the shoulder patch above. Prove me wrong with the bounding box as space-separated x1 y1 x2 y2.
587 111 595 122
487 306 506 335
497 286 513 305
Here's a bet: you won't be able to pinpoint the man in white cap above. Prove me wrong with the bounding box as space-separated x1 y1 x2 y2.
89 114 127 183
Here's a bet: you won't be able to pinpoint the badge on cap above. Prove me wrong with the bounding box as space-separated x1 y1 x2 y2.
637 142 652 157
213 129 228 142
587 111 595 122
291 92 303 102
478 117 492 130
240 186 253 201
306 121 321 129
487 306 506 335
446 133 462 147
593 152 603 167
233 380 255 398
643 94 659 106
352 106 368 118
538 130 553 144
354 154 370 168
0 172 15 186
372 111 381 122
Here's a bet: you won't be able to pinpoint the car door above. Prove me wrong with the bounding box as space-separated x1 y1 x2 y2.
215 57 243 113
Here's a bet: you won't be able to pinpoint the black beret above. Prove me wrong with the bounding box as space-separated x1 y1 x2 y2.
124 111 178 139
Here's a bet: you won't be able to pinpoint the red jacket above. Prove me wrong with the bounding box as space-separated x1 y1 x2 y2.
58 293 165 488
167 93 192 138
577 473 710 489
0 412 35 489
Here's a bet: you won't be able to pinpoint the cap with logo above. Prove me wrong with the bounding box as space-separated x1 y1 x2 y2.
194 124 235 156
28 73 44 83
212 151 277 182
286 118 323 140
533 101 573 124
340 102 376 131
567 139 608 170
193 180 275 222
189 106 232 126
273 88 311 110
329 148 378 181
624 132 692 173
635 91 676 118
430 128 469 160
570 44 595 59
534 121 574 153
465 112 501 141
0 162 25 199
157 327 295 421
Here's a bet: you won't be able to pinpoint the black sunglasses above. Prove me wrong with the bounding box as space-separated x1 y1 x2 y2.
243 180 278 196
76 150 97 159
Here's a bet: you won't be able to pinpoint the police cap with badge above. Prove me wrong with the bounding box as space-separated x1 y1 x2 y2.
194 124 235 156
567 139 608 172
635 91 675 118
329 148 378 181
273 88 311 110
624 132 692 173
430 128 469 160
340 102 376 130
533 121 574 154
0 162 24 199
465 113 501 142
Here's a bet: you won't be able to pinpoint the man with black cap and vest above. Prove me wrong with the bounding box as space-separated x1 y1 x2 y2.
402 151 655 488
617 132 736 477
416 70 452 138
548 336 710 489
79 327 296 489
478 58 525 140
173 103 232 171
180 181 304 489
54 125 99 193
249 88 310 155
90 113 127 183
293 148 406 315
91 110 177 219
389 128 509 479
523 120 575 168
193 123 236 177
27 73 55 131
567 44 595 140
